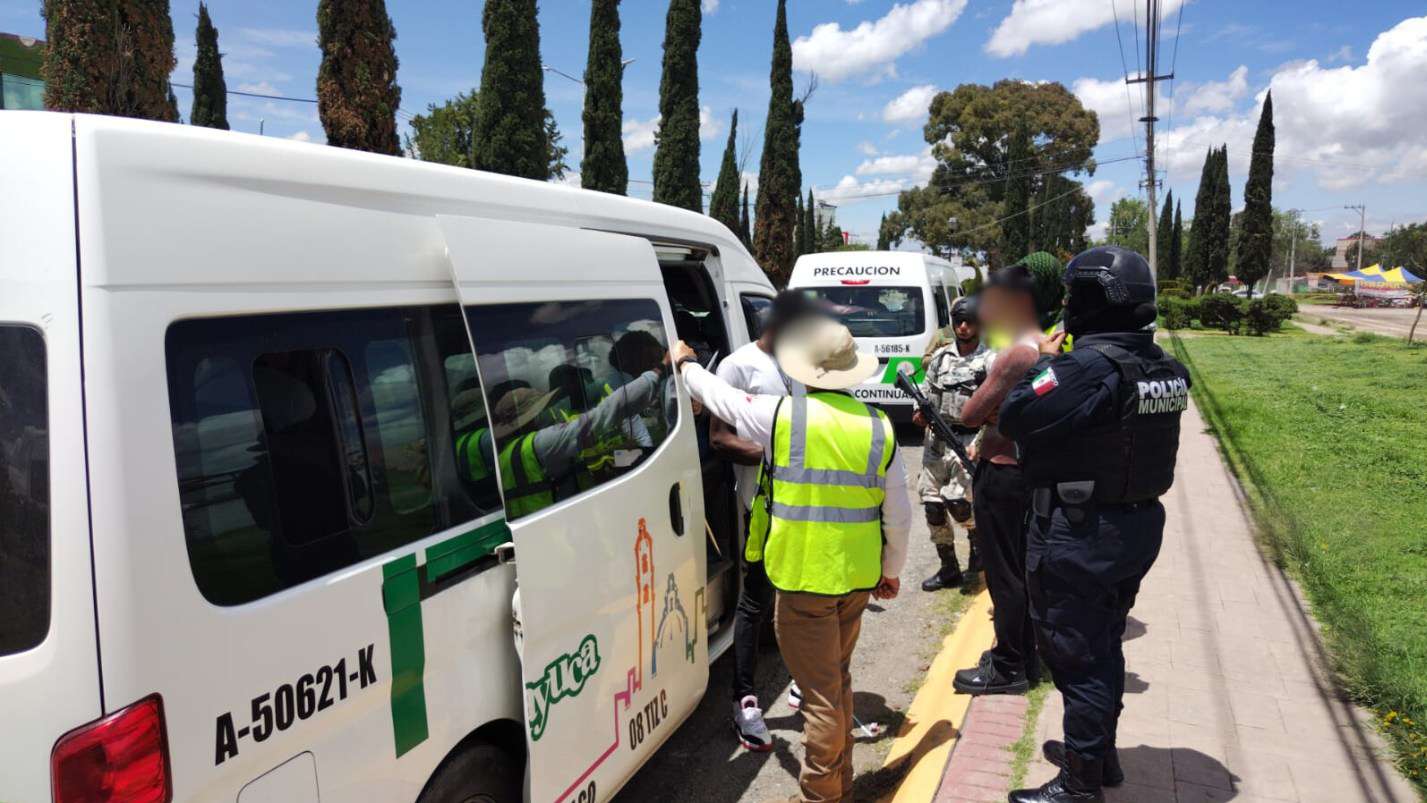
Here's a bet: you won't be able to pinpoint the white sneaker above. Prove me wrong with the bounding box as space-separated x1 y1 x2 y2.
788 680 803 711
732 696 773 752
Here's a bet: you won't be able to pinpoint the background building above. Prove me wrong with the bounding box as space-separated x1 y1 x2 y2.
1332 231 1379 270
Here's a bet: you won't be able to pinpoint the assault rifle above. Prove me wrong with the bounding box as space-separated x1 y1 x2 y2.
894 364 976 471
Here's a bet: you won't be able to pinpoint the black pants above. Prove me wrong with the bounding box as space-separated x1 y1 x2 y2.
732 557 776 701
972 462 1037 678
1026 499 1164 762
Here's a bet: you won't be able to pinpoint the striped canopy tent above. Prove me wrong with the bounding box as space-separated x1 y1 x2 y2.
1324 264 1424 286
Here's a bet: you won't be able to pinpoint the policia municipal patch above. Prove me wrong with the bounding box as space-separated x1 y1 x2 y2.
1135 377 1189 414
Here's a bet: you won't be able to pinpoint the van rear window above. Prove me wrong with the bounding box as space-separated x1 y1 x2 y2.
0 326 50 655
798 286 926 338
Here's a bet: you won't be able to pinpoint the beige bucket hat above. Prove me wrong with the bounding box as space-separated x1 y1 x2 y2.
775 317 880 390
490 386 559 439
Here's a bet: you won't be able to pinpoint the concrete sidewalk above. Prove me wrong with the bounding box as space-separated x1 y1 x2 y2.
1015 401 1418 802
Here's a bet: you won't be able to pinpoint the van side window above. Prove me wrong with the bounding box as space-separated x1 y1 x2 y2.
933 286 951 329
166 306 501 606
462 299 674 521
740 294 775 341
0 326 49 655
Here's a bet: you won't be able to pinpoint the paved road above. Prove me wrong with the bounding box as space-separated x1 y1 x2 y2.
615 438 978 803
1298 304 1423 339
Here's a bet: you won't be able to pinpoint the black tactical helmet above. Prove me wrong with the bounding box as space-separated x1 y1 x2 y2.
951 294 979 326
1062 246 1158 335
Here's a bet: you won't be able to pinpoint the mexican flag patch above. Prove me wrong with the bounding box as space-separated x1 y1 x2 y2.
1031 367 1059 397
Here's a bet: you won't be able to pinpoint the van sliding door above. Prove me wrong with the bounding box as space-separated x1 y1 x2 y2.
437 216 709 803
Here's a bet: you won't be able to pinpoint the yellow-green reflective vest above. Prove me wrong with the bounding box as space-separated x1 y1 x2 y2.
456 428 553 518
985 322 1072 352
757 392 894 595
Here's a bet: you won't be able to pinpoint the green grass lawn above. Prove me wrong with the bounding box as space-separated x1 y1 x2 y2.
1169 330 1427 788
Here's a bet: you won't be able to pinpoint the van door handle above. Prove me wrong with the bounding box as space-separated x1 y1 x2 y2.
669 483 685 536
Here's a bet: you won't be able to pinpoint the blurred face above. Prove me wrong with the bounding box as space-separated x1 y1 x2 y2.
979 286 1035 336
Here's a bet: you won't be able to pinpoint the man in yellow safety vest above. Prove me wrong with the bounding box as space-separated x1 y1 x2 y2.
674 317 911 803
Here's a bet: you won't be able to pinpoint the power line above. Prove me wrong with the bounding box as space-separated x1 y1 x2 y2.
169 81 418 121
1110 0 1143 159
813 154 1142 202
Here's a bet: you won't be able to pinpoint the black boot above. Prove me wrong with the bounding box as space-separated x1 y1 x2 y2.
966 538 982 575
1008 752 1104 802
952 660 1028 695
921 545 964 591
1042 741 1124 787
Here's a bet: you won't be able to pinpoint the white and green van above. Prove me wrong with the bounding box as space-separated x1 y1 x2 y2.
0 112 777 803
788 251 975 419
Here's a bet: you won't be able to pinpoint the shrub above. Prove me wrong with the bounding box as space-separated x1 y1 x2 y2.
1245 299 1278 335
1198 294 1246 334
1161 297 1192 330
1262 293 1298 323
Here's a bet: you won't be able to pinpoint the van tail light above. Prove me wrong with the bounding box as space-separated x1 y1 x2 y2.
52 694 172 803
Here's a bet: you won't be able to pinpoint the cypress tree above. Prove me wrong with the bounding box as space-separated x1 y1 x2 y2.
190 2 228 130
581 0 627 193
1155 190 1173 273
652 0 703 211
753 0 800 284
1236 93 1275 297
1209 146 1233 286
739 184 752 246
1001 126 1033 262
877 213 890 251
804 190 817 256
317 0 401 154
472 0 548 178
1185 148 1216 290
709 110 741 233
1169 200 1184 280
43 0 179 121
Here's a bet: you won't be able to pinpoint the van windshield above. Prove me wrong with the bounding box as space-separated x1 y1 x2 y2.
799 286 925 338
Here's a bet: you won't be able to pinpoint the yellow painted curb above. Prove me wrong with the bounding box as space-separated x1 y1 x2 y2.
880 589 996 803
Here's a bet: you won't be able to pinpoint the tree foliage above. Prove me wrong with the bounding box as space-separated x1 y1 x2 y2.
1186 146 1232 290
877 213 891 251
473 0 548 178
43 0 179 121
752 0 803 284
1031 174 1093 259
316 0 400 154
652 0 703 211
1380 222 1427 274
1168 200 1184 280
581 0 627 193
883 80 1098 267
406 90 566 179
1001 125 1033 262
739 184 751 246
1236 93 1276 297
1155 190 1174 273
190 2 228 129
1104 197 1150 255
709 110 741 234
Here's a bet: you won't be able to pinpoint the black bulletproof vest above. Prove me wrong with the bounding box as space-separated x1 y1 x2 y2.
1025 342 1190 503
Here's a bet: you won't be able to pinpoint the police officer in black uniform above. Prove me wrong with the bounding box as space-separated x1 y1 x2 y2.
998 246 1191 803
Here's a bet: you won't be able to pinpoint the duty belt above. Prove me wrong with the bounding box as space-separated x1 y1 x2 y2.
1032 481 1155 525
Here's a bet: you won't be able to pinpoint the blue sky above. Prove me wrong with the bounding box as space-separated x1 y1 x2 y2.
3 0 1425 250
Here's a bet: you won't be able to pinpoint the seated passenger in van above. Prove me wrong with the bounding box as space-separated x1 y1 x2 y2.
455 352 670 518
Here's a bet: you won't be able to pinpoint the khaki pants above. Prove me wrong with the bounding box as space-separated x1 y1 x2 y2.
775 590 871 803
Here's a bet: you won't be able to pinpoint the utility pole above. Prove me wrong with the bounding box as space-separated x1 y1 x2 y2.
1287 209 1300 288
1127 0 1175 280
1346 204 1366 271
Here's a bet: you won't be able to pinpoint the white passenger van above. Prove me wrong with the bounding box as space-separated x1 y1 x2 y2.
788 251 975 419
0 112 778 803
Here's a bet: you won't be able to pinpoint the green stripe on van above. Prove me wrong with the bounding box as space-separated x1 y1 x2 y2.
382 555 428 757
380 519 511 758
880 356 925 384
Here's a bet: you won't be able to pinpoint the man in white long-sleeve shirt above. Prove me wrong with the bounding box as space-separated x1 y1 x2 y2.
672 316 910 803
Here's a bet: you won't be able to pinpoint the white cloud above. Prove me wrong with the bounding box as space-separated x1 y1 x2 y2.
818 175 914 204
882 84 939 123
741 171 759 198
288 131 313 143
1086 179 1124 205
857 141 880 156
702 0 719 13
1157 16 1427 193
1180 65 1249 115
622 106 720 154
792 0 968 83
855 148 937 182
1072 76 1139 144
987 0 1187 58
236 81 280 96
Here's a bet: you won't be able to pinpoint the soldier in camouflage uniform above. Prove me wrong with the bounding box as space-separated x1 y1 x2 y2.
916 295 991 592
